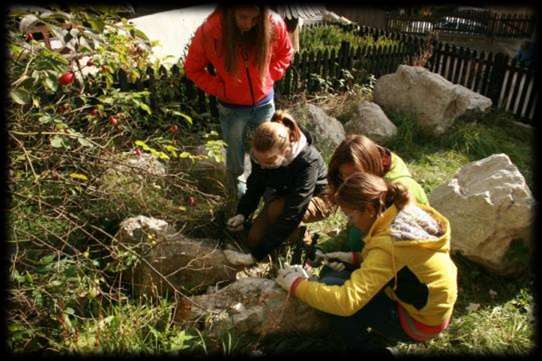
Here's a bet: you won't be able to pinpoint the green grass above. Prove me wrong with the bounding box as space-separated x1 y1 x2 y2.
263 108 536 355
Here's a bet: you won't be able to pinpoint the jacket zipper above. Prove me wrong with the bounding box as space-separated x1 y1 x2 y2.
242 48 256 108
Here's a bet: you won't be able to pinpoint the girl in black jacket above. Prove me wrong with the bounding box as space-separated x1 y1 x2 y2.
225 110 335 262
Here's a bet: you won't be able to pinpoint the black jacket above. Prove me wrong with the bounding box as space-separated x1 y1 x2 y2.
236 130 328 260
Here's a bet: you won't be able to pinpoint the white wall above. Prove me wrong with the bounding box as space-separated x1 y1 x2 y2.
128 4 216 66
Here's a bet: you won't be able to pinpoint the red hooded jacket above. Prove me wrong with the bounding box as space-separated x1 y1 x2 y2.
183 10 294 106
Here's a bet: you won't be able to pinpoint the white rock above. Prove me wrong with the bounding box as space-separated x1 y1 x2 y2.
344 101 398 142
429 154 534 274
374 65 492 135
186 278 329 337
115 216 245 296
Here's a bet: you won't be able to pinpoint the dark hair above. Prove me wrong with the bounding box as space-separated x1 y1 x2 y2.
327 134 389 193
335 172 411 213
218 5 272 79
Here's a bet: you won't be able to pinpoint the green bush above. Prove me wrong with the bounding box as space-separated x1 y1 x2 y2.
300 25 399 52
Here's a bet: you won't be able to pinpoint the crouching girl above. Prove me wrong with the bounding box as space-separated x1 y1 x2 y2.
225 110 335 263
321 134 430 254
276 172 458 351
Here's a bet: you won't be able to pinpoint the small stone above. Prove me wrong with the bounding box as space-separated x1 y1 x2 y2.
465 303 480 312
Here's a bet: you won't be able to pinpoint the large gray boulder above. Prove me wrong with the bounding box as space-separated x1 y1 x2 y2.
344 100 398 143
183 277 329 340
187 145 228 195
429 154 534 275
374 65 492 135
293 103 346 150
187 144 253 196
115 216 243 296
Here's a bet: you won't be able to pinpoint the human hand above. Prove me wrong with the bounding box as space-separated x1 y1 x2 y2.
322 251 356 272
226 214 245 232
324 251 355 265
275 264 310 294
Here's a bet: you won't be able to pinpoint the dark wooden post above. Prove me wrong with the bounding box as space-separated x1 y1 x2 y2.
338 40 351 76
487 52 508 104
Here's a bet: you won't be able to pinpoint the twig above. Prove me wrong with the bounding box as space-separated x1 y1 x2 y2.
13 190 217 314
9 132 39 183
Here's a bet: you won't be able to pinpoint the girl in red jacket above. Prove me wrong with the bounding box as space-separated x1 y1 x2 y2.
184 5 294 198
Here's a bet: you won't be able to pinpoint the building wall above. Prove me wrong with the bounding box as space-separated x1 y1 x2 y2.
327 6 388 29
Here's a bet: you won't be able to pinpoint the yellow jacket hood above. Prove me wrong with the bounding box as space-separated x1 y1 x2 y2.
365 203 451 254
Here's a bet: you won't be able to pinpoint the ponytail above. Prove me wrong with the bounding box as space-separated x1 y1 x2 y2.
335 172 411 213
385 182 410 211
271 110 302 143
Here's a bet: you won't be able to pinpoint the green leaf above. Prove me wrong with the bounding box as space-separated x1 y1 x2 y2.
157 152 170 160
32 96 40 108
40 254 55 265
171 110 192 125
50 136 65 148
10 88 31 105
44 75 58 93
134 140 151 151
11 270 25 283
138 102 152 115
77 137 94 148
64 307 75 315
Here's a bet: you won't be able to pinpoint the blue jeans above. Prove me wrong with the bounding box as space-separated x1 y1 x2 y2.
319 269 414 351
218 101 275 198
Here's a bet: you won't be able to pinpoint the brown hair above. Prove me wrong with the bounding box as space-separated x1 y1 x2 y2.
219 5 272 79
327 134 389 193
252 110 301 153
335 172 411 214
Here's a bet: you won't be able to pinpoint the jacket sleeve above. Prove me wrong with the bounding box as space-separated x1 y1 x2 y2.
268 16 294 82
236 160 266 218
318 228 349 253
251 160 318 260
294 245 399 316
183 25 225 98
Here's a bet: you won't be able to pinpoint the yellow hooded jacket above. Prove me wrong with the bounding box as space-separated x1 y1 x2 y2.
294 203 458 333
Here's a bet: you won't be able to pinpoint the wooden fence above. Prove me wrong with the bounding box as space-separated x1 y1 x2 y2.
385 11 536 38
114 23 536 125
427 42 537 121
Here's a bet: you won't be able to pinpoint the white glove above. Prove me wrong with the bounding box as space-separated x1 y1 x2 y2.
223 249 256 266
275 264 310 294
226 214 245 232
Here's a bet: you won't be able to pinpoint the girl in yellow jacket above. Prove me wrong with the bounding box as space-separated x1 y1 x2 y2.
275 172 458 351
321 134 429 254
